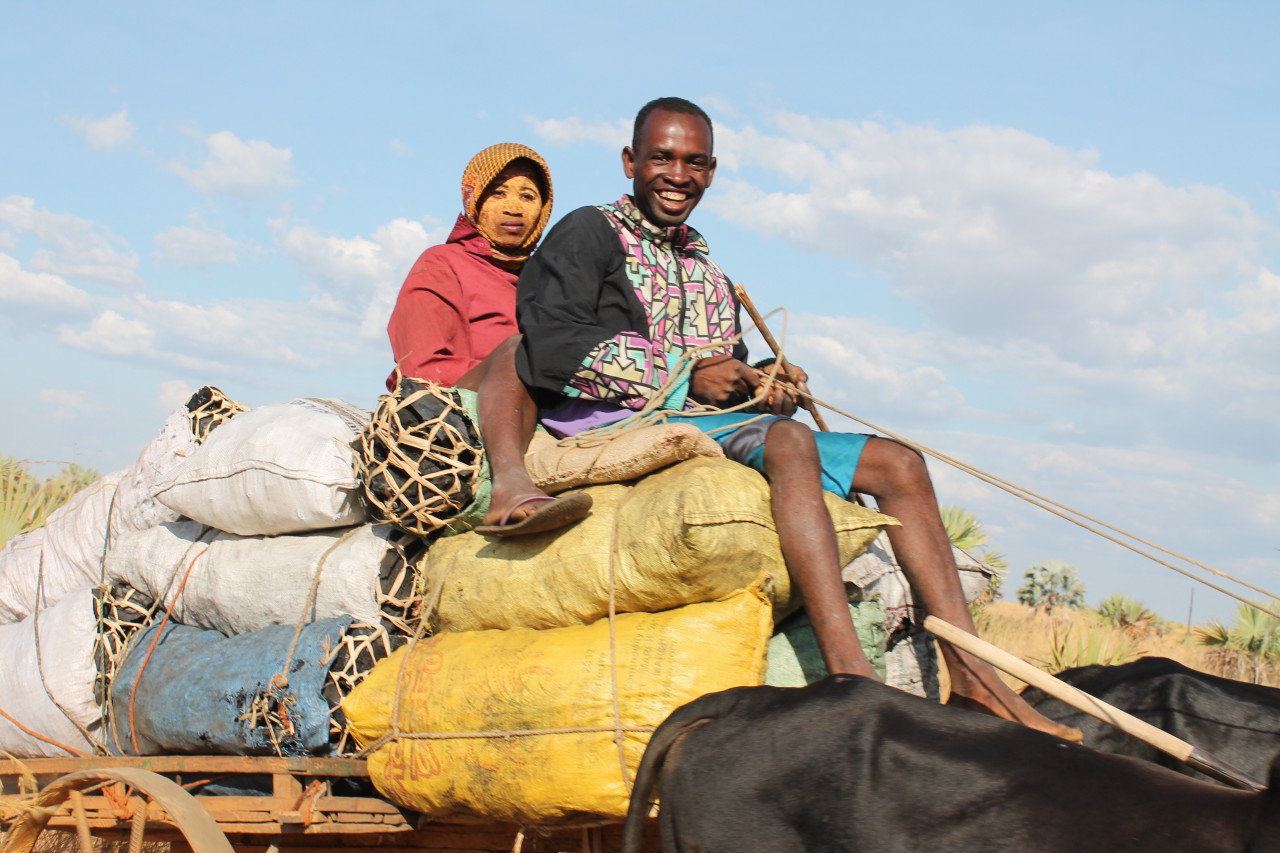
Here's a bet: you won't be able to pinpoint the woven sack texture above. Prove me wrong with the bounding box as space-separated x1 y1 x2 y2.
151 398 370 536
0 586 101 757
419 456 895 632
107 616 351 756
344 583 771 824
765 600 889 686
107 407 198 547
522 422 724 494
105 521 391 635
0 472 123 624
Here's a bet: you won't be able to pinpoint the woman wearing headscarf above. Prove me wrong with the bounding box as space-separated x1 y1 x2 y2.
386 143 591 536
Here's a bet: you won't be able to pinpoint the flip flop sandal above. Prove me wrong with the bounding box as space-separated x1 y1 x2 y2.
473 491 593 538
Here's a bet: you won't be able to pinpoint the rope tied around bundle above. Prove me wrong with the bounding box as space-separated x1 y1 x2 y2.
356 378 484 537
354 510 653 824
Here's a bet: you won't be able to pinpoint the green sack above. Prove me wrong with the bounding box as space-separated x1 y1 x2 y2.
765 600 888 686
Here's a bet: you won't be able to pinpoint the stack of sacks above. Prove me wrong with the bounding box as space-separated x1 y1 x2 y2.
0 388 236 759
0 402 204 624
344 456 894 824
102 397 416 756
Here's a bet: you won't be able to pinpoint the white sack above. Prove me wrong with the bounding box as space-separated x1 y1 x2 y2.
0 586 101 757
108 406 200 546
841 531 991 698
105 520 389 635
0 528 44 624
152 398 371 536
0 472 123 623
843 531 993 623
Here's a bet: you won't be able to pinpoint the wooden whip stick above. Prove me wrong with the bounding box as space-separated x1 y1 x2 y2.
923 615 1266 792
733 284 830 431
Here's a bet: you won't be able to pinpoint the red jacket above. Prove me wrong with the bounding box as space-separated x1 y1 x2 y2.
386 214 520 390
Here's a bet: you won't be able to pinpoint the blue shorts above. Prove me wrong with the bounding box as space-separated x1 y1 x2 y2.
665 413 870 497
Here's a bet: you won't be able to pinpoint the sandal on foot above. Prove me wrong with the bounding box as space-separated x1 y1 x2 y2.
473 492 593 538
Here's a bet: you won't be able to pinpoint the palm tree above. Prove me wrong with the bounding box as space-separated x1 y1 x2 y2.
940 505 1008 601
1195 600 1280 683
1017 560 1086 613
1096 593 1161 636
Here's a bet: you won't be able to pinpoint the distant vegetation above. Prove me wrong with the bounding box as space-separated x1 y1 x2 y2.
944 505 1280 689
1016 559 1086 613
0 455 99 549
1194 599 1280 685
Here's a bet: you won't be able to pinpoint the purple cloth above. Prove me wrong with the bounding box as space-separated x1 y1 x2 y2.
538 398 633 438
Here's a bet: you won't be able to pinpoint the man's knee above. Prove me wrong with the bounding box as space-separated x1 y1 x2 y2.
864 437 932 490
763 418 819 468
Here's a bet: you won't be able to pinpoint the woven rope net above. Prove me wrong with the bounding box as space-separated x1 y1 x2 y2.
357 379 483 537
185 384 249 444
322 531 422 754
92 582 156 708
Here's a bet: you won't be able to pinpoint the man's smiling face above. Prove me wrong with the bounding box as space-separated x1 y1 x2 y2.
622 108 716 228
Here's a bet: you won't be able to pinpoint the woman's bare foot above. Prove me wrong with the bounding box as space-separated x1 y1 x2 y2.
944 651 1084 742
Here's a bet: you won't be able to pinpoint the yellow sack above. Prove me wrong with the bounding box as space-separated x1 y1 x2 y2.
420 457 895 632
344 583 772 824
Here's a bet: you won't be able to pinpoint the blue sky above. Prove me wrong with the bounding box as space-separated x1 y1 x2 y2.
2 2 1277 623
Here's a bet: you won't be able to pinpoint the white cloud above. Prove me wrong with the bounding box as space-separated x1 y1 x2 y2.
38 388 87 420
707 115 1264 361
0 253 96 330
271 215 446 338
156 379 194 411
0 196 141 287
169 130 294 197
529 116 630 149
153 214 248 268
55 292 359 376
781 312 965 425
390 139 411 155
62 109 135 150
59 309 156 357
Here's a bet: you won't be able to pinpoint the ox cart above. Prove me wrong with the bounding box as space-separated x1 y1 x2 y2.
0 756 660 853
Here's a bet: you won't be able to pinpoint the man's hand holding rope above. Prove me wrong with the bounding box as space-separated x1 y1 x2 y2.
689 355 810 417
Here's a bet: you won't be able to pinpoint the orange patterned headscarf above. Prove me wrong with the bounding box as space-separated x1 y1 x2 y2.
460 143 554 264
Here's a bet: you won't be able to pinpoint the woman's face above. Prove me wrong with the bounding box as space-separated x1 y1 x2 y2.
477 162 544 251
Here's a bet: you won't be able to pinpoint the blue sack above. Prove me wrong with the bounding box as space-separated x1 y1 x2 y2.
108 616 351 756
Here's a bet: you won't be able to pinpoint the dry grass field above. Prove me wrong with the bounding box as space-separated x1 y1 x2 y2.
937 599 1280 697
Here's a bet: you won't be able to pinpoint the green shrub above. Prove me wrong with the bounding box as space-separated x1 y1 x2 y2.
1016 560 1086 613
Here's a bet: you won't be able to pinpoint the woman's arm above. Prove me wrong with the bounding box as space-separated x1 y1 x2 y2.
387 253 475 387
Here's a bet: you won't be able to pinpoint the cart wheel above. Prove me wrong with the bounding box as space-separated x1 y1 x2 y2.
1 767 233 853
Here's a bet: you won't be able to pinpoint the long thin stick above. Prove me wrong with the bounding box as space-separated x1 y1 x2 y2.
924 614 1266 792
734 284 830 431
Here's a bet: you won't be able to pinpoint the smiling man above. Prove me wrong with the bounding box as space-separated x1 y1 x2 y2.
515 97 1078 740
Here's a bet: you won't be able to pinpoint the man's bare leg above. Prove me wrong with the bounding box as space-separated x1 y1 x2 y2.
455 335 564 529
851 436 1081 741
762 420 879 679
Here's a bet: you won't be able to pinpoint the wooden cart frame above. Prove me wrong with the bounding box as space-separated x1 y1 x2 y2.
0 757 658 853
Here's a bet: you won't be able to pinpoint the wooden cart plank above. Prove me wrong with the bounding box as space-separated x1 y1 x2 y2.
0 756 368 778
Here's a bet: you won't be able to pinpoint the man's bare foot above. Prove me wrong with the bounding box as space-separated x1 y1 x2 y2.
481 483 553 527
945 657 1083 742
474 488 592 537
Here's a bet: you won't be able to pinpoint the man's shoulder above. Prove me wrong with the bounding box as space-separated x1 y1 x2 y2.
557 205 612 228
540 205 617 246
